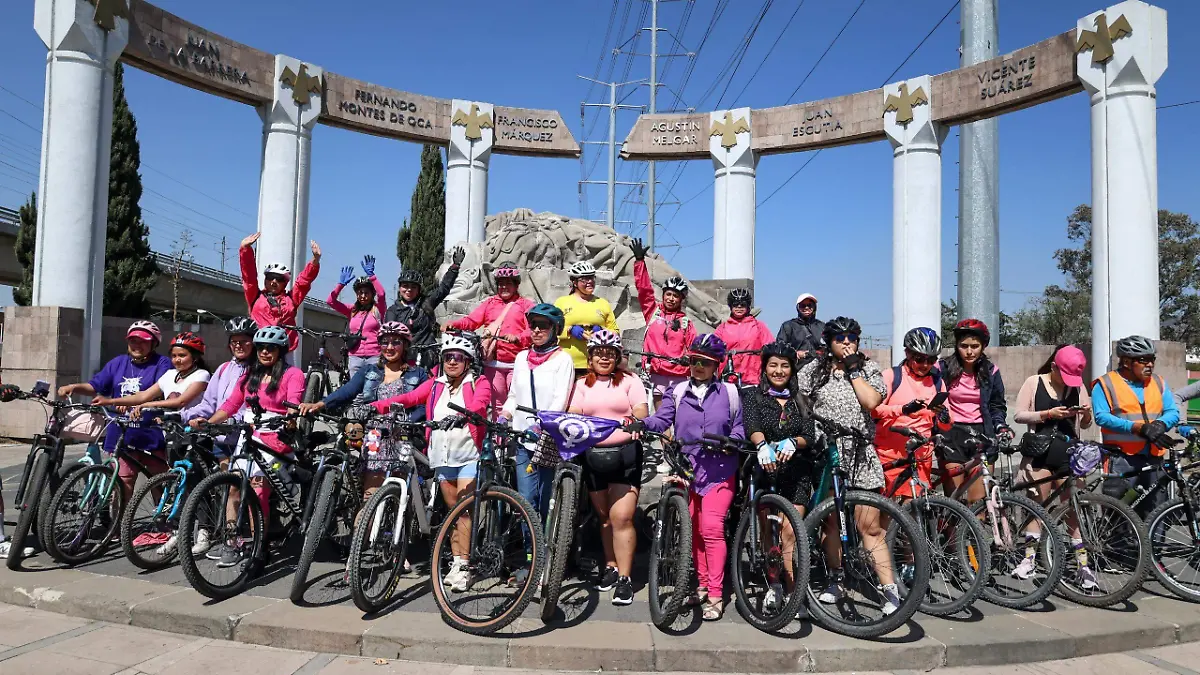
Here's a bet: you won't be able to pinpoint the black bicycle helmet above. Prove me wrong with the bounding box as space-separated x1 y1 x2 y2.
760 341 797 369
822 316 862 342
396 269 423 287
1115 335 1156 358
225 316 258 337
902 327 942 357
727 288 752 306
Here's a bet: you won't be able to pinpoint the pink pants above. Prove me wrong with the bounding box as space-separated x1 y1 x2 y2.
483 365 514 420
689 475 736 601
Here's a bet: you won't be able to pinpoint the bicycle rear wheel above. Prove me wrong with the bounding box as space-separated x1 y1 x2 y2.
177 471 265 600
890 494 990 617
430 486 544 635
1147 497 1200 602
730 493 808 632
121 471 184 570
540 472 578 623
38 463 87 552
45 464 123 565
348 482 412 613
647 492 693 628
1051 492 1148 607
805 489 930 639
972 492 1064 609
291 469 340 603
7 452 50 570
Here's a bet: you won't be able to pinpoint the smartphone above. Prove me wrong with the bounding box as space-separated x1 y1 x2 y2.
929 392 949 409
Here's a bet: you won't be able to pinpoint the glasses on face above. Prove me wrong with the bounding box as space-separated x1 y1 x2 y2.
442 352 470 364
591 348 619 360
690 357 718 369
1134 356 1157 364
576 276 596 284
832 333 860 344
380 338 408 347
257 345 278 353
799 302 816 310
909 354 936 365
264 274 286 284
529 322 553 332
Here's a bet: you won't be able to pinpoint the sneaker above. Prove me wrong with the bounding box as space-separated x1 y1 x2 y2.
596 565 619 591
612 576 634 606
1077 566 1099 591
880 583 901 616
154 535 178 557
764 583 784 613
451 566 473 593
191 529 213 556
205 543 227 561
132 531 172 547
1012 556 1037 580
0 540 34 559
216 542 245 568
444 558 468 591
817 582 844 604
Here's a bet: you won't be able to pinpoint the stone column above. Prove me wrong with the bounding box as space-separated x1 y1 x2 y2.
257 55 322 284
884 76 947 363
1077 1 1168 371
31 0 129 374
710 107 756 280
446 99 493 249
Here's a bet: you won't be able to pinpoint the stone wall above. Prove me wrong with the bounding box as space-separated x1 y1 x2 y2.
0 306 86 438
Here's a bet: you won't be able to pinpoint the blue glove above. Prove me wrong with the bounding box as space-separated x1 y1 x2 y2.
338 266 355 286
1181 425 1197 440
756 442 777 467
569 325 586 340
361 255 376 277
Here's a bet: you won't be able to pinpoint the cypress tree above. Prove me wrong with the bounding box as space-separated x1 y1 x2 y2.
396 144 446 290
13 192 37 306
103 62 158 316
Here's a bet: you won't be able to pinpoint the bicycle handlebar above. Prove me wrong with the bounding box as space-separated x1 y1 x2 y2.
280 325 349 340
700 433 754 453
626 349 689 366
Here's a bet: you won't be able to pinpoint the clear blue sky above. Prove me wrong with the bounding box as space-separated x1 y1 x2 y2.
1 0 1197 343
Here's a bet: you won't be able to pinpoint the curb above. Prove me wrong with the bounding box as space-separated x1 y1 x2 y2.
2 565 1200 673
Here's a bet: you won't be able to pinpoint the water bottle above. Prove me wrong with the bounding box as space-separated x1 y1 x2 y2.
1122 484 1145 505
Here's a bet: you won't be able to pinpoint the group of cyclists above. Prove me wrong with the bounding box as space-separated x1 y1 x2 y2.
1 230 1196 639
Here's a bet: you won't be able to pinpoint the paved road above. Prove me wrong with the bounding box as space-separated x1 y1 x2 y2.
2 601 1199 675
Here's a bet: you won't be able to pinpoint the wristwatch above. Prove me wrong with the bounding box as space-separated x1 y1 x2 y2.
848 370 864 381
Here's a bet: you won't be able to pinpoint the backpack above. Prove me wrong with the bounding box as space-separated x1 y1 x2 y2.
649 307 689 331
883 365 944 406
670 380 741 423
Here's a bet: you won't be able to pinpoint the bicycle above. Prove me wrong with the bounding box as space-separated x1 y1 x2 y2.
0 383 108 569
883 426 992 617
637 429 694 628
175 405 317 599
804 414 930 639
283 324 352 434
719 349 761 388
430 401 545 634
932 426 1065 609
704 433 809 632
119 414 225 570
347 410 440 614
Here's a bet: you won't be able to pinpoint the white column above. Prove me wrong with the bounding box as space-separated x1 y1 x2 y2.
257 55 322 284
446 99 493 249
31 0 129 374
710 107 756 280
1077 1 1168 371
885 75 947 363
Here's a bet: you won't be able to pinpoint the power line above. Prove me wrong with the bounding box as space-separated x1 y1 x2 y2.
711 0 775 110
880 0 960 86
1159 99 1200 110
729 0 808 108
784 0 868 104
0 85 42 111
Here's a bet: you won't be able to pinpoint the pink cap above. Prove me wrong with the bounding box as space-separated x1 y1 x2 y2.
1054 346 1086 388
127 329 156 343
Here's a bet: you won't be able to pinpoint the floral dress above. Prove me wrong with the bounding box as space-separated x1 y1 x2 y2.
366 377 420 473
796 359 886 490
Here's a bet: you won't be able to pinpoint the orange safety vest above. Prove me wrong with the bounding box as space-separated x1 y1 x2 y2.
1095 372 1166 457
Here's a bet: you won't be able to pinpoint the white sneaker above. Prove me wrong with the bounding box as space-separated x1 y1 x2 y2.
155 535 178 557
818 582 844 604
764 583 784 612
1012 556 1037 580
452 565 473 593
0 540 34 559
444 558 466 590
191 529 212 556
880 583 901 616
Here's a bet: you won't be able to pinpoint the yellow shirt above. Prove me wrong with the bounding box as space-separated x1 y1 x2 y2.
554 293 619 369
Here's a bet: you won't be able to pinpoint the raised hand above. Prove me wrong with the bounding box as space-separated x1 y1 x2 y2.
630 237 647 262
310 240 322 260
338 266 355 286
361 255 376 276
240 232 260 248
451 246 466 266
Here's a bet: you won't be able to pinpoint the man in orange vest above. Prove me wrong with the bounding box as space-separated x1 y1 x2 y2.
1092 335 1180 515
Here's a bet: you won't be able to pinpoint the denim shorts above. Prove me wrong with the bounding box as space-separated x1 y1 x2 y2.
435 463 478 484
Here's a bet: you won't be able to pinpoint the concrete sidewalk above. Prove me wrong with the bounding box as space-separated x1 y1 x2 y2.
3 601 1200 675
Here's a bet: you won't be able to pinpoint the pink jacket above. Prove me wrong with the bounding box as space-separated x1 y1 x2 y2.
714 315 774 386
446 296 534 365
219 366 306 455
241 245 320 353
633 260 695 377
327 275 387 357
372 375 492 450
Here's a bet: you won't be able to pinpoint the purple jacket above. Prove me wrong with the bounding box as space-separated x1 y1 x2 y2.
643 380 745 495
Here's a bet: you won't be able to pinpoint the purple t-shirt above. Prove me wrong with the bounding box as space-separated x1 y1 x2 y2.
88 353 171 452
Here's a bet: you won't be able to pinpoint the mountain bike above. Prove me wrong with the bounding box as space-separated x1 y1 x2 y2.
0 383 108 569
431 402 545 634
932 427 1065 609
626 349 689 484
347 410 440 614
283 324 352 434
720 349 761 388
704 433 809 632
119 414 224 570
804 415 930 639
637 429 693 628
883 426 991 616
176 406 317 599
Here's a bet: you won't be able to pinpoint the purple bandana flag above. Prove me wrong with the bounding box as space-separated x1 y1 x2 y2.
537 411 622 460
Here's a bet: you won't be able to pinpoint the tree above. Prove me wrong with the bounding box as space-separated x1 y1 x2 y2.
167 230 195 322
940 299 1030 346
13 193 37 306
396 144 446 290
103 62 159 317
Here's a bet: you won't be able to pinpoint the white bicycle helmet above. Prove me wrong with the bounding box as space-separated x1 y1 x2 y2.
253 325 290 349
264 263 291 280
587 328 622 351
440 332 477 361
127 320 162 344
663 276 689 295
567 261 597 278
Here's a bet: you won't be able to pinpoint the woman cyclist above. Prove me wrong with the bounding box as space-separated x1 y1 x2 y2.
631 333 744 621
239 232 321 356
328 255 387 378
98 332 212 424
743 341 820 608
443 262 534 416
796 317 902 614
872 327 952 501
1012 344 1095 585
370 334 492 592
935 319 1014 504
555 261 619 372
568 328 648 606
497 303 575 523
714 288 774 387
198 325 306 568
630 237 695 404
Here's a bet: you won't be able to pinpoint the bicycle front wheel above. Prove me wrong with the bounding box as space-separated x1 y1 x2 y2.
7 452 50 570
805 489 930 639
430 486 544 635
730 493 808 632
177 471 265 600
45 464 123 565
647 492 693 628
1147 497 1200 603
348 482 412 614
972 492 1064 609
1051 492 1148 608
540 472 578 623
891 494 990 617
121 471 185 570
291 469 341 603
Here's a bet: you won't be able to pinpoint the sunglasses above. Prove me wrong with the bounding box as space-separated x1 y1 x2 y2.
1133 356 1157 364
256 344 279 353
689 357 718 368
442 352 470 364
264 274 287 283
529 321 554 332
576 276 596 283
591 348 620 360
909 354 937 365
831 333 860 343
380 338 409 347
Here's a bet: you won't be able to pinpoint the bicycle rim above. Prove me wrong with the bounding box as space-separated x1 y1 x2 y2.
349 483 409 613
177 471 265 600
1052 493 1148 607
893 495 989 617
973 492 1064 609
540 473 577 623
1148 498 1200 602
121 472 184 570
47 464 122 565
731 493 808 632
648 493 692 628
